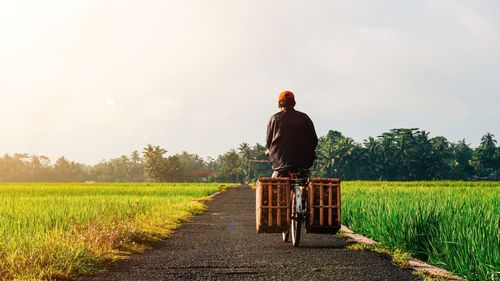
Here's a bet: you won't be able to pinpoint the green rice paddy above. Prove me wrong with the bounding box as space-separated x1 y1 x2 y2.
342 181 499 281
1 181 498 280
0 182 227 280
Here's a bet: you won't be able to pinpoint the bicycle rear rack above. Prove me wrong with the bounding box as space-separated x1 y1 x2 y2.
256 177 341 235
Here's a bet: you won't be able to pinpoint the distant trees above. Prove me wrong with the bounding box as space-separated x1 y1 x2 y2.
245 143 272 181
0 129 497 182
141 145 214 182
312 129 499 180
210 149 242 183
472 133 498 177
0 145 210 182
143 145 168 181
0 154 89 182
315 130 358 179
209 143 271 183
209 129 498 182
53 156 88 182
91 152 145 182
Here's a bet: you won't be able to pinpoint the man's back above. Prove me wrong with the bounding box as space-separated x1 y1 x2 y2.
266 108 318 172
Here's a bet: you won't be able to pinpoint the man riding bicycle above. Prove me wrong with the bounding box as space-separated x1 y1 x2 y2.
266 90 318 177
258 91 339 246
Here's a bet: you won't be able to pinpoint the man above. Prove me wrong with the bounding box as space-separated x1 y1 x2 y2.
266 90 318 177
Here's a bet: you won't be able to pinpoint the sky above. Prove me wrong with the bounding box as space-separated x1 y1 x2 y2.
1 0 499 164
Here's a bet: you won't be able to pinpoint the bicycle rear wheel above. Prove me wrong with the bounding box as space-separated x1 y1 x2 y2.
291 193 302 247
281 231 289 242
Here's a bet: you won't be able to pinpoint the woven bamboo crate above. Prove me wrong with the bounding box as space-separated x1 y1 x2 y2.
256 177 291 233
306 178 341 234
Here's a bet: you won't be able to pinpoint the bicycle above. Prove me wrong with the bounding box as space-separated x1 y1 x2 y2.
255 168 341 248
279 170 310 247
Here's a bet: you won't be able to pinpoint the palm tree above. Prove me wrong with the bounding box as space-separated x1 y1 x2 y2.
130 150 142 163
315 131 356 179
450 139 473 179
363 137 381 179
480 133 497 150
473 133 498 177
377 132 397 180
213 149 243 183
238 143 252 182
143 145 167 182
429 136 452 179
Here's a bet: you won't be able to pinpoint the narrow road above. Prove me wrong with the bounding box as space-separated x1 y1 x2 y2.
80 185 418 281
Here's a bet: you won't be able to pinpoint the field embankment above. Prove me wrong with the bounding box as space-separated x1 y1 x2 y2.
0 183 230 280
342 181 499 281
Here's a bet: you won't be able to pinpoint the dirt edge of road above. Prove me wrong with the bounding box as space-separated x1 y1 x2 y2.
339 226 465 281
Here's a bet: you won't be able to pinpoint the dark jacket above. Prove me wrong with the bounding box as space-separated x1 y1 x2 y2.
266 108 318 171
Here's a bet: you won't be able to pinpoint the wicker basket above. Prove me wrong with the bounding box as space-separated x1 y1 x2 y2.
306 178 341 234
255 178 291 233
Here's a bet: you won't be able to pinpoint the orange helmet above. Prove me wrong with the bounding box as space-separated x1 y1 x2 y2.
278 90 295 102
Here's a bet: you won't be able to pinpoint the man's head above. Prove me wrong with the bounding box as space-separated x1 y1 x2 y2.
278 90 296 110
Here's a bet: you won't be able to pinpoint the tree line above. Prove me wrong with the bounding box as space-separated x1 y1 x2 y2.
212 129 499 182
0 128 498 182
0 146 213 182
312 129 498 181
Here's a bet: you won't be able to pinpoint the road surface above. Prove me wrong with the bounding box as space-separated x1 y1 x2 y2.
80 185 418 281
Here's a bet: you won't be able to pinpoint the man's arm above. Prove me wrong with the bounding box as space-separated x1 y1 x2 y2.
307 115 318 147
266 117 275 157
266 117 274 149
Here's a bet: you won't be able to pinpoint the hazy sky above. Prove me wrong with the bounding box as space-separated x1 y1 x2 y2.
1 0 499 164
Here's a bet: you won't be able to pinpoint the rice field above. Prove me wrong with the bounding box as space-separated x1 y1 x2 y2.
342 181 500 281
1 181 498 280
0 182 228 280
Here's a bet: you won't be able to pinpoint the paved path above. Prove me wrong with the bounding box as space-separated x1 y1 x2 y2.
80 185 418 281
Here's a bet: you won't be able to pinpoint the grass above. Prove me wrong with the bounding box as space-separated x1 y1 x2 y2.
342 181 500 281
346 242 412 268
0 182 231 280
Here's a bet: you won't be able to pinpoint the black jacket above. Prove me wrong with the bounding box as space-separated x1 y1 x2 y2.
266 108 318 171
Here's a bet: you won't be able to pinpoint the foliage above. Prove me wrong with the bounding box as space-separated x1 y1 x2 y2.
0 129 498 182
143 144 168 181
0 147 213 182
91 151 144 182
210 149 242 183
342 181 500 281
312 129 499 180
209 143 271 183
472 133 499 177
0 154 88 182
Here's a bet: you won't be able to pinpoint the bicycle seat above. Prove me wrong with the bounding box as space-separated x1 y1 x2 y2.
289 172 309 186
